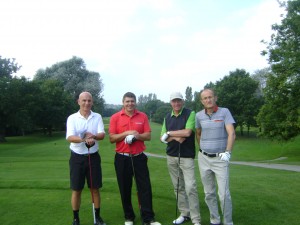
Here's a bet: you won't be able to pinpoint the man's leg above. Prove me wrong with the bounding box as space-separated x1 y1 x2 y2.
134 153 155 223
198 153 221 224
181 158 201 224
114 153 135 221
71 190 82 223
214 160 233 225
167 156 190 218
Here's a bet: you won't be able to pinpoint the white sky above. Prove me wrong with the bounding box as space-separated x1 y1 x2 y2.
0 0 284 104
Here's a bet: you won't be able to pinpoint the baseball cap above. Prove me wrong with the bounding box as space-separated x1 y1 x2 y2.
170 92 184 101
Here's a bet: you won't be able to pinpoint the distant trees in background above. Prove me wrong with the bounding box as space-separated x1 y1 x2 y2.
1 0 299 142
0 56 104 141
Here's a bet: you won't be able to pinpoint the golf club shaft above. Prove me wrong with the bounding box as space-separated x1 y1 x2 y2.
175 143 181 219
88 147 96 224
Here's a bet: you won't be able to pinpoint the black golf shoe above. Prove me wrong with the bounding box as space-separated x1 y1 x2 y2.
94 217 106 225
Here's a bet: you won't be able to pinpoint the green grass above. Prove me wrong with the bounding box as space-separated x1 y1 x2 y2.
0 122 300 225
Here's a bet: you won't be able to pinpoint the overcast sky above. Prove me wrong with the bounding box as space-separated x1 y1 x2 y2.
0 0 284 104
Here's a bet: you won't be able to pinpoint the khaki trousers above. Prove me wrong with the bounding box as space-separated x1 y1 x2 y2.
167 155 201 224
198 152 233 225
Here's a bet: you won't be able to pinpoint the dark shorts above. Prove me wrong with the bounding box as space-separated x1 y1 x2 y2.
69 151 102 190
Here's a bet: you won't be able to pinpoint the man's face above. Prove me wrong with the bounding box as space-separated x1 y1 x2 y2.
78 93 93 111
171 99 183 112
201 90 217 109
123 97 136 112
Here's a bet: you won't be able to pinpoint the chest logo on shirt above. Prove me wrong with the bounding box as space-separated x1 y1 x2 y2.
214 120 224 122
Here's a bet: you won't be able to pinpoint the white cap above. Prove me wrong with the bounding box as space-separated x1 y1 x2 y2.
170 92 184 101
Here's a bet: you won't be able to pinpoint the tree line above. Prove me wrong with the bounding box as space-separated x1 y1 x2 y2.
0 0 299 142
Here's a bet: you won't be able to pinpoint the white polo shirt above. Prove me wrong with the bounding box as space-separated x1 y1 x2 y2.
66 110 105 154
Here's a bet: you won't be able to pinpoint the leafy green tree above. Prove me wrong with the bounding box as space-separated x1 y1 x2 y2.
143 99 165 121
152 104 171 124
33 79 74 136
0 56 25 141
0 76 40 141
184 86 193 109
34 56 105 113
213 69 261 135
258 0 300 141
192 91 202 113
0 56 20 78
137 93 157 113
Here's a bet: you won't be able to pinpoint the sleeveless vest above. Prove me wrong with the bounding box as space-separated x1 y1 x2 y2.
165 108 196 158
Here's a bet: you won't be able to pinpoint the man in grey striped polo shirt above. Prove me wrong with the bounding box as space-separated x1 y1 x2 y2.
195 88 236 225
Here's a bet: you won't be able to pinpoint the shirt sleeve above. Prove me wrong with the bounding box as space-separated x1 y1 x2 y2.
66 115 75 139
185 111 195 131
108 114 117 134
97 115 105 134
160 118 167 136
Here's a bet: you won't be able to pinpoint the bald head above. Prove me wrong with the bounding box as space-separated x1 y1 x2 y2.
79 92 92 100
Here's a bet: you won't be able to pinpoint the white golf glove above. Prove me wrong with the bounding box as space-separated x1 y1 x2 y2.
160 133 169 144
219 151 231 162
124 134 136 144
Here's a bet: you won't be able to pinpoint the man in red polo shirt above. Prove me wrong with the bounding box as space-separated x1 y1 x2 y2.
109 92 161 225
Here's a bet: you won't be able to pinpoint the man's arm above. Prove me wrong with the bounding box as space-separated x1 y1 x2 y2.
225 123 236 152
167 110 195 139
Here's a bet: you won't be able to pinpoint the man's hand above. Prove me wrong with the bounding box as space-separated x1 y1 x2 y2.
219 151 231 162
160 133 169 144
124 134 136 144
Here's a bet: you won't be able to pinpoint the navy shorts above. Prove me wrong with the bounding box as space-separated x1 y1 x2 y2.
69 151 102 190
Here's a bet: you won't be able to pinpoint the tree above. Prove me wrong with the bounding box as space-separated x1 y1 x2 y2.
213 69 261 135
251 67 271 97
0 56 24 141
184 86 193 109
0 56 20 78
34 56 105 113
258 0 300 141
137 93 157 113
0 76 40 141
152 104 171 124
143 99 165 121
33 79 74 136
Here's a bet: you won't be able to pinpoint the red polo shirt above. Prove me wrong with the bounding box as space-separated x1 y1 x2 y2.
109 109 151 154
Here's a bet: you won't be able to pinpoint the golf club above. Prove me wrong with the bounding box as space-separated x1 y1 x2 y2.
86 142 96 225
129 146 143 224
175 142 181 222
222 164 229 224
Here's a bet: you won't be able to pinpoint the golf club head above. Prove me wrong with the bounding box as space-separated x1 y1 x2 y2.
85 142 95 148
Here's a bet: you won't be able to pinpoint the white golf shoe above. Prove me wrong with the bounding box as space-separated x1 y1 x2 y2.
148 222 161 225
173 216 191 224
125 221 133 225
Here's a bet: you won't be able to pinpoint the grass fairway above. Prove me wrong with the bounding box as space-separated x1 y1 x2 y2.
0 122 300 225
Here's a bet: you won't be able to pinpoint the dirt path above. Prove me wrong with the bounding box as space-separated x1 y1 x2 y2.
145 153 300 172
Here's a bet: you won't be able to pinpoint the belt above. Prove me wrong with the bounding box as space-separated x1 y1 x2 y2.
199 149 220 158
71 151 97 157
117 152 143 157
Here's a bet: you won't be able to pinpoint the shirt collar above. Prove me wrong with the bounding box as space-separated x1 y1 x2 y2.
77 110 94 119
205 105 218 114
171 108 184 117
121 108 138 116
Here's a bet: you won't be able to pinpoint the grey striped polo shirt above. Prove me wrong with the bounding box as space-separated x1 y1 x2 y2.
195 107 235 154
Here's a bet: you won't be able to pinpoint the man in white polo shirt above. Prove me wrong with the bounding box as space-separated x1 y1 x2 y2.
66 91 106 225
